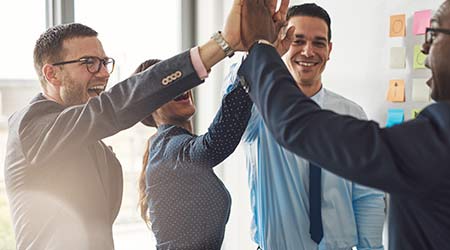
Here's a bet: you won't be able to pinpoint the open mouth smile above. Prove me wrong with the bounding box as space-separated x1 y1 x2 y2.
174 92 190 102
88 85 105 96
295 60 319 67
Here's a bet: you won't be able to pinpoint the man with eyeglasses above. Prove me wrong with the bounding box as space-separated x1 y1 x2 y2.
237 0 450 249
3 0 268 248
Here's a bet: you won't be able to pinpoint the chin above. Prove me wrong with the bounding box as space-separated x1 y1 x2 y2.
187 109 196 118
432 93 450 102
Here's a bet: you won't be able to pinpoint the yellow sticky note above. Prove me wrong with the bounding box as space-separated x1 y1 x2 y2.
412 78 430 102
390 47 406 69
411 109 421 119
390 14 406 37
414 45 427 69
387 80 405 102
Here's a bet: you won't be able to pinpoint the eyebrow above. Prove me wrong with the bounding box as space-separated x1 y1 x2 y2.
295 34 328 42
79 55 110 60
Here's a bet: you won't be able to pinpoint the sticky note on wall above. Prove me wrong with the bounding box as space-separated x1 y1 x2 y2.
412 78 430 102
414 45 427 69
411 109 421 119
387 109 404 127
387 80 405 102
390 47 406 68
413 10 432 35
390 14 406 37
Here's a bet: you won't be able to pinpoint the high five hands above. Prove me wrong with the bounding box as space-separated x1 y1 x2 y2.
222 0 294 56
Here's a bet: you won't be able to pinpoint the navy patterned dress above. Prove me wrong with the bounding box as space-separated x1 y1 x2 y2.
146 85 252 250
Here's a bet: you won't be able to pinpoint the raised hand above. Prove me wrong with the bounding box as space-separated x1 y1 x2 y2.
274 25 295 56
272 0 289 35
241 0 290 50
241 0 275 49
222 0 246 51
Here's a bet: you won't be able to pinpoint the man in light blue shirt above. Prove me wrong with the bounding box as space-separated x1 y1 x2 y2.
225 3 385 250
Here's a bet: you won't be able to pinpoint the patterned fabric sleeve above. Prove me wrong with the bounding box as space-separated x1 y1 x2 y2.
164 85 253 168
223 61 261 143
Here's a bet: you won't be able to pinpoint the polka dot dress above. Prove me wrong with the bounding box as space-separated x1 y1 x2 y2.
146 85 252 250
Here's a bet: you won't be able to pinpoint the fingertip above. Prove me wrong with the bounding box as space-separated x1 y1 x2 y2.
264 0 277 14
287 26 295 38
279 0 290 16
288 25 295 33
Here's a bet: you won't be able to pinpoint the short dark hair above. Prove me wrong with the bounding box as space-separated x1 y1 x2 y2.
132 59 162 127
286 3 332 41
33 23 98 88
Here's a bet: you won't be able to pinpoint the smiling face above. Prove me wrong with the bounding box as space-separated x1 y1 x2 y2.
151 91 196 127
282 16 332 94
423 1 450 101
55 36 110 106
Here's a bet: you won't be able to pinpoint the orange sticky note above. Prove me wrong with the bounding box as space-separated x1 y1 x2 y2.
387 80 405 102
390 14 406 37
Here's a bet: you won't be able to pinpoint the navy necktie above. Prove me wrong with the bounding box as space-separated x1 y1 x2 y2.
309 161 323 244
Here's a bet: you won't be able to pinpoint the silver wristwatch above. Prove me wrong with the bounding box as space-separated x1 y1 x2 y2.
211 31 234 58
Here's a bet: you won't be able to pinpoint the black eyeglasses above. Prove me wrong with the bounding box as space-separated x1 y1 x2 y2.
425 27 450 45
52 56 115 74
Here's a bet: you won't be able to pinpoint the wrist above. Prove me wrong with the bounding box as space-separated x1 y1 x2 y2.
221 31 239 51
198 39 227 71
211 31 235 58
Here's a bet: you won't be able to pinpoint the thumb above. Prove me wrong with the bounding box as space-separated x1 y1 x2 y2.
277 25 295 56
283 26 295 45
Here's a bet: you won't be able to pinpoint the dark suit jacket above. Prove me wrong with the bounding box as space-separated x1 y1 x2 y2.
238 43 450 250
4 50 203 250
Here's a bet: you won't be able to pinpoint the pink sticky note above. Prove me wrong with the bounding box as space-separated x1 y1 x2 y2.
413 10 432 35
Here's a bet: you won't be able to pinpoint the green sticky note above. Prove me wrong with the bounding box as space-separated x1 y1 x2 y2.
414 45 426 69
411 109 421 119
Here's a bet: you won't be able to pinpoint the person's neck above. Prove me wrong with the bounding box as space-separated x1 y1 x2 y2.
42 91 64 105
180 121 193 133
159 120 193 133
298 82 323 98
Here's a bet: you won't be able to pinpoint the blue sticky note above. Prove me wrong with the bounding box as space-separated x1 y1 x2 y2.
386 109 404 127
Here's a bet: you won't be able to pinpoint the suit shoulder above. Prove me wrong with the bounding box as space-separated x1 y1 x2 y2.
421 102 450 125
10 99 64 135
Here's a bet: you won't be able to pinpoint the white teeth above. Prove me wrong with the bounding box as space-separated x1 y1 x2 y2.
88 85 105 91
298 62 316 67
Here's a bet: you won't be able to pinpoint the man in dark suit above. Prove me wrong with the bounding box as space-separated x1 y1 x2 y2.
4 0 251 248
237 0 450 249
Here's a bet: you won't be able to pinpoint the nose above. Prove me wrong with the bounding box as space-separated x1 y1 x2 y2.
301 42 315 57
421 42 430 55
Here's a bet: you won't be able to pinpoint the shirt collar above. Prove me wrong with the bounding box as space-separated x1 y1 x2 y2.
310 85 325 107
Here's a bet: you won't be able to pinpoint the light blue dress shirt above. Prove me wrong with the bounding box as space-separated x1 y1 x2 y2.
225 64 385 250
